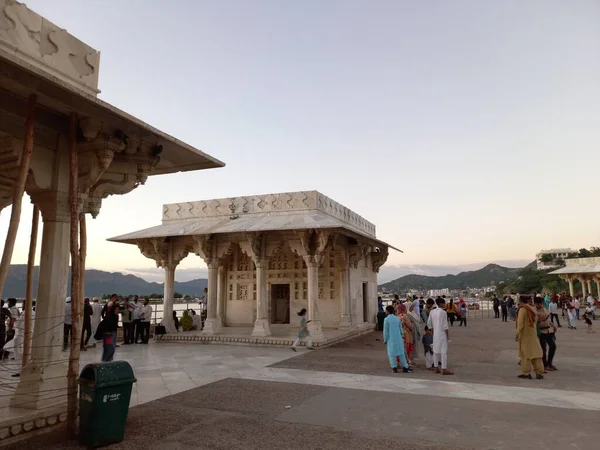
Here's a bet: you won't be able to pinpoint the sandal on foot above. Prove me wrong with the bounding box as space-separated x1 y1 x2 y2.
518 374 532 379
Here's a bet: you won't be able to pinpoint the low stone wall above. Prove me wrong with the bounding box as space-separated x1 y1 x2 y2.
156 324 375 348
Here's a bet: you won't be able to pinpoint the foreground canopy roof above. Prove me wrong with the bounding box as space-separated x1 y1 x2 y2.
109 191 401 251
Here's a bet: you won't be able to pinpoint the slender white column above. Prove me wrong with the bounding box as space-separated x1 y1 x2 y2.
12 218 70 409
216 265 226 327
163 266 176 333
201 259 220 335
338 260 351 329
251 258 271 337
568 278 574 298
587 280 592 297
304 257 325 341
581 278 588 298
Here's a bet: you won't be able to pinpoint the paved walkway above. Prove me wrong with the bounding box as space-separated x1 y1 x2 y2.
7 315 600 449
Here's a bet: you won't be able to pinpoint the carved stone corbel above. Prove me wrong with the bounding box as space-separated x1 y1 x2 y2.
348 241 370 269
238 232 264 263
372 247 389 273
193 235 214 265
291 229 331 266
137 238 189 269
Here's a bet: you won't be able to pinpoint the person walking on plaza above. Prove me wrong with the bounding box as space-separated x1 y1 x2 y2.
458 302 468 326
90 297 103 347
407 301 421 360
516 296 544 379
586 293 594 307
138 298 152 344
573 296 581 320
447 299 458 327
508 295 516 320
567 304 577 330
583 312 594 333
120 297 135 344
81 298 93 350
493 295 500 318
427 298 453 375
396 303 415 364
0 300 12 359
291 308 313 351
96 302 119 362
422 326 435 370
421 298 435 323
383 305 412 373
534 297 557 371
548 298 561 327
132 295 142 343
501 297 508 322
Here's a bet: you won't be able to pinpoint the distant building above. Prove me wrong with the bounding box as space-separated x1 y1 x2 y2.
536 248 576 270
428 288 450 297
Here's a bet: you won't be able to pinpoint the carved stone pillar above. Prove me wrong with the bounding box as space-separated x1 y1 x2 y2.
587 280 592 297
302 256 325 340
337 252 351 329
251 258 271 337
580 277 588 298
216 265 226 327
12 191 70 409
163 265 177 333
193 235 231 335
137 238 189 333
596 279 600 299
202 258 220 335
238 233 271 337
567 277 574 298
289 230 331 342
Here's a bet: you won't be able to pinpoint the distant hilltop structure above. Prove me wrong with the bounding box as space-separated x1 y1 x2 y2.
536 248 576 270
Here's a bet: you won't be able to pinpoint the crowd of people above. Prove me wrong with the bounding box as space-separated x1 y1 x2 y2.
377 295 458 375
492 292 597 330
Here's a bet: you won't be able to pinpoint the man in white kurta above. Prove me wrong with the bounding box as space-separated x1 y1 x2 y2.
427 298 454 375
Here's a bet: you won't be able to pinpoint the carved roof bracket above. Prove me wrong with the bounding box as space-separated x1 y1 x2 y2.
137 237 189 269
348 241 370 269
372 247 389 273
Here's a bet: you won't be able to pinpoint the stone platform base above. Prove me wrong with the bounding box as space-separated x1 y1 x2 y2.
0 405 68 447
156 323 375 348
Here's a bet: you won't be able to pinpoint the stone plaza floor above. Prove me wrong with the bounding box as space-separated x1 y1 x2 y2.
6 315 600 449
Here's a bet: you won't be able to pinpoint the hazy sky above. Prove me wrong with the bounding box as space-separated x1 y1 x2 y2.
1 0 599 280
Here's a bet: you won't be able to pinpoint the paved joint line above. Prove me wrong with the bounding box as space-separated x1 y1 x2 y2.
236 367 600 411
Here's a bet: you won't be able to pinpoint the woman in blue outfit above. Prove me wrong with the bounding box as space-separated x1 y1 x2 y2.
383 305 412 373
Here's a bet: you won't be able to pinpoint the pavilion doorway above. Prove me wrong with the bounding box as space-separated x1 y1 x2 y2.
271 284 290 324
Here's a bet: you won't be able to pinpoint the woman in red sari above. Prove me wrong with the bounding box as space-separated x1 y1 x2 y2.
396 302 415 365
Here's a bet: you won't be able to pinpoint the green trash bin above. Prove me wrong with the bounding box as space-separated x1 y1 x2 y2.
79 361 137 447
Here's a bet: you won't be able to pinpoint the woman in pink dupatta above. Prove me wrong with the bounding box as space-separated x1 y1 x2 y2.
396 302 415 364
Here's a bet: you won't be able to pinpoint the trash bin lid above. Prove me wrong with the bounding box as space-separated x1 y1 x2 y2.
79 361 137 388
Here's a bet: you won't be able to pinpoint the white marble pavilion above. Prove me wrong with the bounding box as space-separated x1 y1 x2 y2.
550 257 600 298
109 191 398 342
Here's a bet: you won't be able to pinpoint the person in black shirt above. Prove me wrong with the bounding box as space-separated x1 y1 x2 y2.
1 300 12 359
493 296 500 318
81 298 93 350
500 297 508 322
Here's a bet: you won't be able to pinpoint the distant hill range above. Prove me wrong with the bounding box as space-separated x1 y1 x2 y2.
379 263 534 292
2 265 207 298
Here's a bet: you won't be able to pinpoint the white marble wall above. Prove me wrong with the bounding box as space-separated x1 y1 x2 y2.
223 244 345 328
